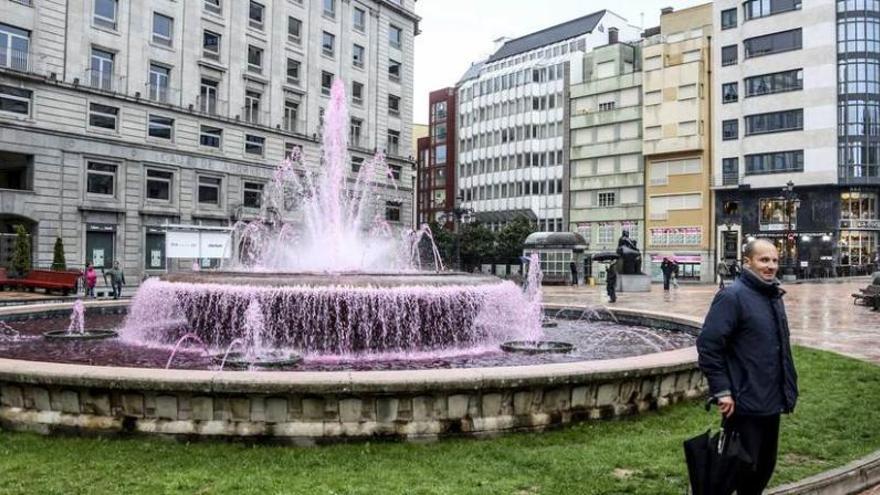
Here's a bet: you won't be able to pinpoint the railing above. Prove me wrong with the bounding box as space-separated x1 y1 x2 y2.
282 117 309 135
146 82 180 106
241 106 270 126
83 69 125 93
711 174 742 188
0 48 33 74
195 95 228 116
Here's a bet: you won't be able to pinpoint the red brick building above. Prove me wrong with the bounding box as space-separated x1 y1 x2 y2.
417 87 456 227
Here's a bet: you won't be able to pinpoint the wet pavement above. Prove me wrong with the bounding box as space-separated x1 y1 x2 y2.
543 277 880 364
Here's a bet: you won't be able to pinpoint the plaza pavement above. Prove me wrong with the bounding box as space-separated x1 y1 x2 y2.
543 277 880 365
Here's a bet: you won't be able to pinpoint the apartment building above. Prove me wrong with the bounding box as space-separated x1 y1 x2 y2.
713 0 879 277
416 87 455 227
0 0 419 278
456 10 640 233
569 30 644 279
641 4 714 283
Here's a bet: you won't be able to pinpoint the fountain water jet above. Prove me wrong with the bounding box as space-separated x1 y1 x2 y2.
43 300 118 341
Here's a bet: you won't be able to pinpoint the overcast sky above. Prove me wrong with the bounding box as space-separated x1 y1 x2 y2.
412 0 708 124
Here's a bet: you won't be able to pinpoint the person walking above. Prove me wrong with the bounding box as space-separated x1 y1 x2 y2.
104 260 126 299
569 261 578 286
83 262 98 299
605 260 617 303
671 260 680 289
716 260 730 289
660 257 674 291
697 238 799 495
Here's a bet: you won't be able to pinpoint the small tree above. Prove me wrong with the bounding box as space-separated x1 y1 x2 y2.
459 222 496 271
10 224 31 278
495 216 536 264
52 237 67 270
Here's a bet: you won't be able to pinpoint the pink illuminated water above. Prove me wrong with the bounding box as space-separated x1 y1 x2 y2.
67 300 85 335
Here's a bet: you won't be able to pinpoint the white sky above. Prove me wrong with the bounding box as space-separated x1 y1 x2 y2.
412 0 708 124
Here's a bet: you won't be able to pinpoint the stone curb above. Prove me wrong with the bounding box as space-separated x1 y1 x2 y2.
768 449 880 495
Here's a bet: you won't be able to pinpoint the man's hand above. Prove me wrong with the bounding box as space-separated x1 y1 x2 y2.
717 396 735 418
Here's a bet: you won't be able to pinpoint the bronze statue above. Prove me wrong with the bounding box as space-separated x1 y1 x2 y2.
616 230 643 275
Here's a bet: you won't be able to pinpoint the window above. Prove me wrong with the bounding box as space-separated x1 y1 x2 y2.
743 0 801 21
597 224 615 244
388 59 401 80
88 48 113 90
745 150 804 175
243 182 263 208
245 134 265 156
388 94 400 115
350 118 362 147
598 192 615 207
744 29 802 59
203 31 220 60
283 100 299 132
93 0 117 29
598 101 616 112
247 45 263 73
721 8 737 29
286 58 300 85
649 158 702 185
722 119 739 140
152 13 173 47
649 194 702 219
148 63 170 103
389 165 401 180
353 44 365 68
204 0 222 15
389 25 402 49
745 109 803 135
200 125 222 148
759 198 798 228
722 82 738 103
199 78 218 114
352 81 364 105
148 115 173 139
432 101 447 121
86 162 116 196
323 0 335 17
385 201 401 222
249 1 265 30
744 69 803 97
351 156 364 173
145 169 172 201
288 17 301 43
244 90 261 124
0 23 28 72
353 7 366 32
722 45 738 66
321 71 333 95
0 85 31 115
322 31 335 57
88 103 118 130
387 129 400 156
198 176 221 205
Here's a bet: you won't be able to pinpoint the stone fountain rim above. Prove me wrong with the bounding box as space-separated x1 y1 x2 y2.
0 300 700 394
158 270 505 288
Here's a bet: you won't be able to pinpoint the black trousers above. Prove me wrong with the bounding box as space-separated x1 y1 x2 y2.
727 413 781 495
606 284 616 302
663 274 671 290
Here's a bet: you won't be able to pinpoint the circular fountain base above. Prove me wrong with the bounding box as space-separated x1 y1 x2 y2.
501 340 573 354
42 329 119 341
213 351 304 369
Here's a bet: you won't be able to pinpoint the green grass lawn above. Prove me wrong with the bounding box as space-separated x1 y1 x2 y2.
0 346 877 495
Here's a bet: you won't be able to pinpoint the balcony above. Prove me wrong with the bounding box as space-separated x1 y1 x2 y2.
196 95 228 116
0 48 44 76
711 173 743 188
282 116 308 135
146 82 180 105
241 106 270 126
84 69 125 93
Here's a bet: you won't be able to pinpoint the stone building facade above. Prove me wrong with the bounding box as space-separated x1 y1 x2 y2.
0 0 418 279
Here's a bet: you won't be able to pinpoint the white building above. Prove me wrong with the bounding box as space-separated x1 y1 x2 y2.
712 0 879 276
0 0 419 278
456 10 640 232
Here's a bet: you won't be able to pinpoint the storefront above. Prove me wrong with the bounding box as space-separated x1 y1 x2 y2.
839 191 879 274
649 253 703 281
85 223 116 269
522 232 588 285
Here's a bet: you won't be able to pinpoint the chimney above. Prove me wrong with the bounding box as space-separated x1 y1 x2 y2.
661 6 674 15
608 27 619 45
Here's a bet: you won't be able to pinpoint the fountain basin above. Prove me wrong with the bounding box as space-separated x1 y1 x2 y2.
43 330 119 341
0 301 706 443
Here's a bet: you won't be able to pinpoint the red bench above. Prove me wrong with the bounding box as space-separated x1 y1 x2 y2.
0 269 80 295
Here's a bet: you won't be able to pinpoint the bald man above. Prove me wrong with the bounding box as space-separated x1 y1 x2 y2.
697 239 799 495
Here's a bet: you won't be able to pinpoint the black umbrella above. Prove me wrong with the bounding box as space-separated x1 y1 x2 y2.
592 251 619 262
683 415 752 495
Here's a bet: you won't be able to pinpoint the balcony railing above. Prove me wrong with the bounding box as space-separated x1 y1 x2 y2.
84 69 125 93
282 116 308 135
0 48 33 74
146 82 180 105
196 95 228 116
240 106 270 126
711 174 742 188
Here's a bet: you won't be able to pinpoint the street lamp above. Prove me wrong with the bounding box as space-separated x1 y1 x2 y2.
781 180 798 279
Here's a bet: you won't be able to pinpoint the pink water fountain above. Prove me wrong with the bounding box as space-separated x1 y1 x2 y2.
120 78 544 368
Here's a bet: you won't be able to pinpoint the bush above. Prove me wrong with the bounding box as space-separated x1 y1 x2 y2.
51 237 66 271
10 224 31 278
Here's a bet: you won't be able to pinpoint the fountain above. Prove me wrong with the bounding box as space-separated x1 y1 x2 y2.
42 299 118 340
0 77 706 443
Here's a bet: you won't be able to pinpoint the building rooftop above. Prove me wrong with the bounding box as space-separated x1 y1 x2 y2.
487 10 606 63
524 232 589 249
457 60 487 84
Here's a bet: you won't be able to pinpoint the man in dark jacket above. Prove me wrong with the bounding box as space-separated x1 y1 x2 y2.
697 238 798 495
660 258 674 290
605 260 617 303
569 261 578 286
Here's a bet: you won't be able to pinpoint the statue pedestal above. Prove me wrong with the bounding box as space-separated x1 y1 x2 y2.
616 274 651 292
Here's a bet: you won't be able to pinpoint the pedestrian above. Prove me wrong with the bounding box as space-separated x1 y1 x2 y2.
671 260 680 289
569 261 578 286
660 257 674 291
730 260 741 279
605 260 617 303
697 238 799 495
716 260 730 289
104 260 126 299
83 262 97 299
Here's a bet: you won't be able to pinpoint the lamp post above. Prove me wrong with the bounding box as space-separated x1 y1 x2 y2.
782 180 798 279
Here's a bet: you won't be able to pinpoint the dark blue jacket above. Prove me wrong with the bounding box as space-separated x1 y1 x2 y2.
697 268 799 415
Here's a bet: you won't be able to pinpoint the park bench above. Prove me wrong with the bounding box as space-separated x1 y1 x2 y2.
0 269 80 295
851 285 880 306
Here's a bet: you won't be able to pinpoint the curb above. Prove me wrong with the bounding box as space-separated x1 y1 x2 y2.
768 449 880 495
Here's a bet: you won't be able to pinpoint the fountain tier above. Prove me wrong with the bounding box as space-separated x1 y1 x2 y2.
121 273 541 355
